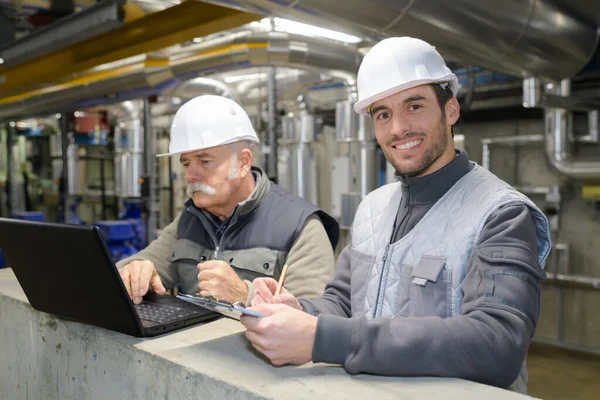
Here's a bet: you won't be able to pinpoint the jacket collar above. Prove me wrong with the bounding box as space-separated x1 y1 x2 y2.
395 150 473 204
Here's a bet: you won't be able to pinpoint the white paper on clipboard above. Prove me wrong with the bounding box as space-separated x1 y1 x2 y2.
176 293 264 320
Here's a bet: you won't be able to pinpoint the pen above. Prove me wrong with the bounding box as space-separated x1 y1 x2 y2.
274 263 289 296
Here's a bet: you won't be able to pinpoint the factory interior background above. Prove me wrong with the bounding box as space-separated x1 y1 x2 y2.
1 1 600 399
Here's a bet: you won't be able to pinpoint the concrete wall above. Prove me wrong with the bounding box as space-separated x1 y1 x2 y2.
456 112 600 352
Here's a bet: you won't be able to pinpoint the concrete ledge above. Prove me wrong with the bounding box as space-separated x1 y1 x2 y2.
0 269 534 400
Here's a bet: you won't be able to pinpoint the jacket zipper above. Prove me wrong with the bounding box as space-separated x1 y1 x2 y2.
372 243 391 318
373 180 410 317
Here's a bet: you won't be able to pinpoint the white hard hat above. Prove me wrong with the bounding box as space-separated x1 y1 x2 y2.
157 95 260 157
353 37 460 116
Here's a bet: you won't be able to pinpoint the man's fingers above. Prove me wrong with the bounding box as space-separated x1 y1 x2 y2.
240 314 262 330
250 292 267 307
252 278 278 303
197 260 225 271
129 264 141 301
119 268 133 299
150 272 166 295
138 264 155 297
250 303 283 318
197 269 214 282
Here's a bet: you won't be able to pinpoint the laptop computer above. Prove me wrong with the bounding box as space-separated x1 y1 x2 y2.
0 218 220 337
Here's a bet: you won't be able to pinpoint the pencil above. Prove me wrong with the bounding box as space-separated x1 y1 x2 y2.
274 263 289 296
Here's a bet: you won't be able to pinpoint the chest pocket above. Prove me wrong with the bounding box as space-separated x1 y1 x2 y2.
398 255 452 318
350 248 375 314
218 248 279 283
171 239 207 294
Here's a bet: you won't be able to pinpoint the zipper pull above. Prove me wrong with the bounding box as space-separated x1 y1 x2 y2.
214 246 220 260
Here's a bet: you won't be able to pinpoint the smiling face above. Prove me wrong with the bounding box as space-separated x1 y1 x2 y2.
370 84 460 177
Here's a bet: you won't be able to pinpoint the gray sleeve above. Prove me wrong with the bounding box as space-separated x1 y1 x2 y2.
299 243 352 317
115 214 181 289
312 204 544 389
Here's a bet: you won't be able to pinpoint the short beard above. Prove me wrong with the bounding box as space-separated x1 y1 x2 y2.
186 182 216 197
391 115 448 177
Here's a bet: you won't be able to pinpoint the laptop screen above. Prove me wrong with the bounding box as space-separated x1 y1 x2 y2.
0 218 144 336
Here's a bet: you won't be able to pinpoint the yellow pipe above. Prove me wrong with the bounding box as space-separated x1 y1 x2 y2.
0 1 260 95
0 42 268 106
0 63 146 105
171 43 268 65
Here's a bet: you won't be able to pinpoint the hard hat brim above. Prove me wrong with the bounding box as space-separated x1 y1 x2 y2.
156 136 260 157
353 74 460 116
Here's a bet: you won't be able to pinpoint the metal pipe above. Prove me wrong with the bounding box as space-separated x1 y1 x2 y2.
542 273 600 290
60 115 71 224
200 0 600 81
143 98 156 244
4 123 12 217
0 31 361 120
164 77 238 102
544 80 600 182
481 143 490 170
576 110 599 143
480 134 544 146
111 101 144 198
267 67 278 180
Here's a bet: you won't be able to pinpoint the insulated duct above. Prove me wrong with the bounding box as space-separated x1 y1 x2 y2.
164 77 238 101
523 77 600 182
0 31 361 120
111 100 145 197
199 0 600 81
0 65 176 120
544 81 600 182
169 31 361 80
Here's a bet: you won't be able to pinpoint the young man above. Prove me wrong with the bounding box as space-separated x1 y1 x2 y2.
117 95 339 305
241 37 550 394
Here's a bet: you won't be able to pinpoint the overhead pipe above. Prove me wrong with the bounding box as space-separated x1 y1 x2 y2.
199 0 600 81
164 77 238 101
0 62 177 120
169 31 361 81
541 79 600 181
0 31 362 120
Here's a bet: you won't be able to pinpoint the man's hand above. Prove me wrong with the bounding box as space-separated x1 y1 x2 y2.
251 277 302 310
197 260 248 303
241 304 317 366
119 259 166 304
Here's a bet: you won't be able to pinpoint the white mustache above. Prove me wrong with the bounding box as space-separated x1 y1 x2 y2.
186 182 216 197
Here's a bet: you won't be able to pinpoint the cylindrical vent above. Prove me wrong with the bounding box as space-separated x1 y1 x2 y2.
114 151 143 198
341 192 362 228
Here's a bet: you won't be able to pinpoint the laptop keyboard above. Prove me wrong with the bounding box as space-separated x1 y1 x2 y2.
134 302 198 323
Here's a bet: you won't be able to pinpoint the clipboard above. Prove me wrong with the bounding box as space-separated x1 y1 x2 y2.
176 293 264 320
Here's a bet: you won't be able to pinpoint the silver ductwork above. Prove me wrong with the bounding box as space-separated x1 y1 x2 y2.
49 134 82 196
277 112 319 205
236 69 324 105
200 0 600 81
524 77 600 182
111 100 145 197
169 30 361 80
0 31 362 120
335 100 377 227
0 67 176 121
164 77 238 101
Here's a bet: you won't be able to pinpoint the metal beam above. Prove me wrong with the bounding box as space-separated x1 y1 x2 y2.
0 0 126 68
0 1 260 95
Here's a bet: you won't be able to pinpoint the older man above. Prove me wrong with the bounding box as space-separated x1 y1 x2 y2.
117 95 339 305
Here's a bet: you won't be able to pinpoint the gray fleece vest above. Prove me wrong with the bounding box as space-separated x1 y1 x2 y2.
171 183 339 295
350 165 551 393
